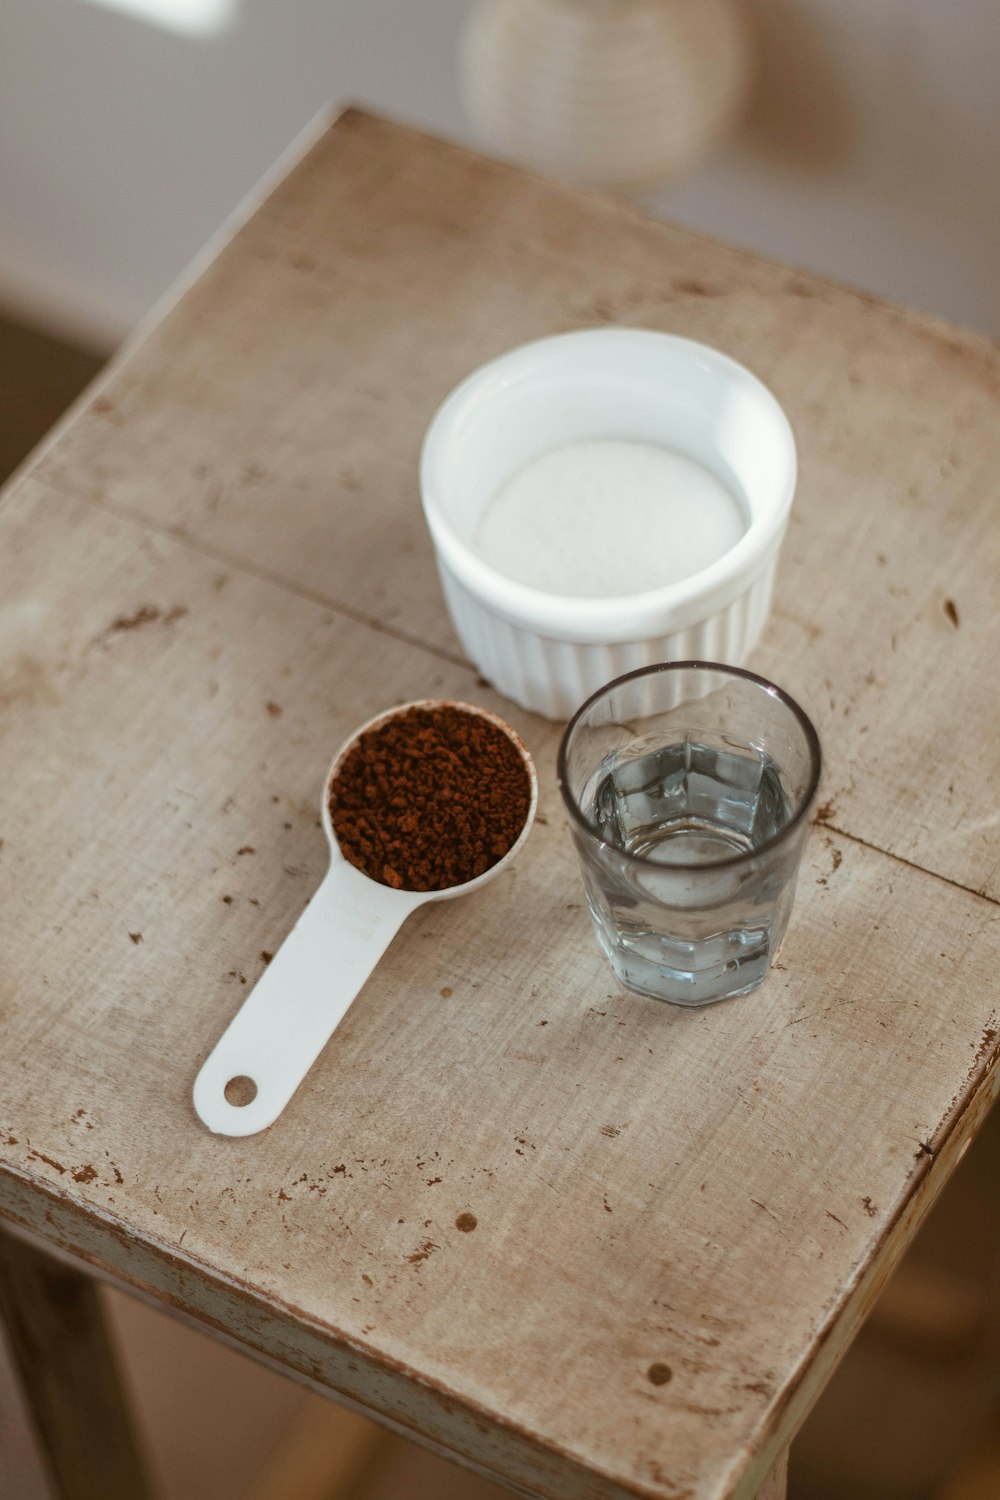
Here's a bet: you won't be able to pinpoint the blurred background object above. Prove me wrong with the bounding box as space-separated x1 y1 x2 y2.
459 0 752 191
0 0 998 349
0 314 102 480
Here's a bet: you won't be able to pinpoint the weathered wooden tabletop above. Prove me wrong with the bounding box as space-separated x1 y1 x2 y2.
1 107 999 1500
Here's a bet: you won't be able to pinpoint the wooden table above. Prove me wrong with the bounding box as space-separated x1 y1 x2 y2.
1 107 999 1500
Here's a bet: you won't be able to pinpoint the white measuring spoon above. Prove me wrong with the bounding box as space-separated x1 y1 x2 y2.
193 699 537 1137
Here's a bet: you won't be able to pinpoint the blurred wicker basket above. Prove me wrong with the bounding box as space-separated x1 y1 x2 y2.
459 0 751 191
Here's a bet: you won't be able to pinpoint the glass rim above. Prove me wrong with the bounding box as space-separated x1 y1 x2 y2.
556 660 823 874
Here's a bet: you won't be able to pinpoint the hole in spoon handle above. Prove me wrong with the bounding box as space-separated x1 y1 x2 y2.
193 862 422 1136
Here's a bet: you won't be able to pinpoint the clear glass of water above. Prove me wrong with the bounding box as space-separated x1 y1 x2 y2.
558 662 822 1007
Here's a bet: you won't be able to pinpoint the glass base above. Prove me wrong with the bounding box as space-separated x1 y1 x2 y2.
598 925 771 1007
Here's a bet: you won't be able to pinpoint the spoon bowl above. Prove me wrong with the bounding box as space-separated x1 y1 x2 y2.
193 699 537 1136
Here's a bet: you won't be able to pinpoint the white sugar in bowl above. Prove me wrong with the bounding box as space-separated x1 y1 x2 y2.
419 328 797 720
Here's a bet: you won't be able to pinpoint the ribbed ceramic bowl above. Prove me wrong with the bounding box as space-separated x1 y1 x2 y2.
419 328 796 719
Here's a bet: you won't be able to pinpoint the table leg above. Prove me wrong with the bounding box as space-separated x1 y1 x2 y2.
755 1445 789 1499
0 1227 154 1500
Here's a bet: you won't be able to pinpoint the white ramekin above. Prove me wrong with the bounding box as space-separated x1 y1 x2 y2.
419 328 797 719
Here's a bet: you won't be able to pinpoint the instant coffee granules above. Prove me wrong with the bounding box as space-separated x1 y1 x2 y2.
330 703 531 892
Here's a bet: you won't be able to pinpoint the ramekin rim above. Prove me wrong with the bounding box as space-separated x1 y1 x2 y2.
419 328 797 643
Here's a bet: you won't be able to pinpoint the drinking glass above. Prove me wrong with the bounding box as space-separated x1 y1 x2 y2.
558 662 821 1006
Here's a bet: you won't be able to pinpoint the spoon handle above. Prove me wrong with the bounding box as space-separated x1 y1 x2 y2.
193 860 424 1136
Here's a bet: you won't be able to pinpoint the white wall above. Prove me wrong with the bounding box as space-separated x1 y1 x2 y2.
663 0 1000 338
3 0 998 350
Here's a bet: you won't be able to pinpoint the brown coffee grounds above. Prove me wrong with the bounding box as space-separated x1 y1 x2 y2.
330 705 531 892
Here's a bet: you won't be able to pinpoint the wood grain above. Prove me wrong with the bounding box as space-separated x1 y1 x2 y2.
1 111 999 1500
32 109 1000 898
754 1449 787 1500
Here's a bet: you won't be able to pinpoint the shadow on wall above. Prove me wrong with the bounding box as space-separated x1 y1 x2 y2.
742 0 858 171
